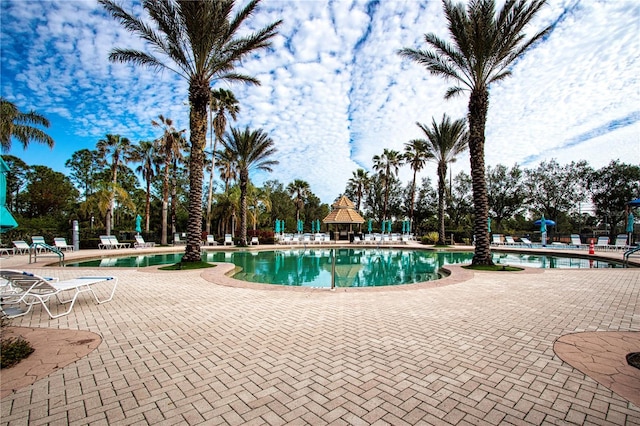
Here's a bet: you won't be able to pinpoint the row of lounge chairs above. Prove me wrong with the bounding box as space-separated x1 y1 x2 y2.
491 234 633 251
355 233 412 244
6 237 74 256
277 233 329 244
0 269 117 319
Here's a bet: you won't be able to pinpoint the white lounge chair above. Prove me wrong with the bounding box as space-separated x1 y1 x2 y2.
612 234 629 250
134 235 155 248
224 234 233 246
570 234 587 249
108 235 130 249
12 240 31 254
206 235 217 246
0 270 117 319
54 237 74 251
491 234 503 245
504 236 517 245
520 237 534 247
363 234 373 244
173 234 186 245
99 235 115 249
595 236 610 251
250 236 259 245
30 236 47 252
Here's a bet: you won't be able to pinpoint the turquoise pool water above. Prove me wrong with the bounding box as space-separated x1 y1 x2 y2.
65 249 623 288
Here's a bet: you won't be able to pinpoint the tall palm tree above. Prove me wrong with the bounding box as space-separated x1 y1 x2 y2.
402 139 432 224
206 88 240 235
152 115 186 245
286 179 310 223
96 134 133 235
100 0 281 262
417 115 468 245
398 0 550 265
0 98 54 152
372 149 402 221
347 168 370 213
220 127 278 246
132 140 157 232
216 148 238 192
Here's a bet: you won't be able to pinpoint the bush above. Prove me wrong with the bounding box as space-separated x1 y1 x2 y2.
0 316 35 369
421 232 440 244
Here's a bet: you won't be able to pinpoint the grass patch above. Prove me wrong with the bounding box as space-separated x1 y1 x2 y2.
159 261 217 271
463 264 523 272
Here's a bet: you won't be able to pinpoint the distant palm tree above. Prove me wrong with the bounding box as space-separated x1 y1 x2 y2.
287 179 311 223
347 168 370 213
216 148 238 192
220 127 278 245
0 98 54 152
100 0 281 262
152 115 186 245
416 115 468 245
398 0 549 265
96 134 133 235
206 88 240 234
372 149 402 221
132 140 158 232
402 139 432 224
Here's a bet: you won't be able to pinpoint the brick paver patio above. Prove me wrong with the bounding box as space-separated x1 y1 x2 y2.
1 247 638 425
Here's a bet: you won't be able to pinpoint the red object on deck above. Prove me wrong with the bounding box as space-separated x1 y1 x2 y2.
589 240 595 255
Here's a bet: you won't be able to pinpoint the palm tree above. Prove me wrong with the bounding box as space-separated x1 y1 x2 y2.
132 140 157 233
402 139 432 224
398 0 549 265
416 115 468 245
206 88 240 234
372 149 402 221
152 115 186 245
0 98 54 152
100 0 281 262
96 134 133 235
216 148 238 192
219 127 278 246
286 179 310 223
347 169 370 213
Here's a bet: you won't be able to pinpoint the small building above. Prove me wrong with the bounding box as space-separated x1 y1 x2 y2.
322 195 365 241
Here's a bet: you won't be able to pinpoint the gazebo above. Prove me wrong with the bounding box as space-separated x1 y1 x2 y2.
322 195 365 241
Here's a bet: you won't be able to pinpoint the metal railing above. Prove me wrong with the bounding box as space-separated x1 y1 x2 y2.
29 242 64 266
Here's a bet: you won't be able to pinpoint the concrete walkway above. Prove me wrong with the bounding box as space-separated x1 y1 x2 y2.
1 245 638 425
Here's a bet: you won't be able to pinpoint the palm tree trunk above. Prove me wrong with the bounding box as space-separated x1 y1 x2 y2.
182 87 207 262
437 162 446 245
410 169 417 223
161 162 170 245
145 178 151 232
468 89 493 266
205 138 217 234
240 170 249 246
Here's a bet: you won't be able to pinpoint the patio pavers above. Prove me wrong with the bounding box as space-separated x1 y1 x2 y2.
0 247 639 425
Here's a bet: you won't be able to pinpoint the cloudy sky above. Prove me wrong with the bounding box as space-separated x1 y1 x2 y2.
1 0 638 203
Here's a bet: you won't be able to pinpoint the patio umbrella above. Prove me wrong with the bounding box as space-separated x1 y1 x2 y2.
297 219 303 233
275 219 280 234
488 217 491 233
0 157 18 233
135 215 142 235
628 198 640 207
367 219 372 233
627 212 635 233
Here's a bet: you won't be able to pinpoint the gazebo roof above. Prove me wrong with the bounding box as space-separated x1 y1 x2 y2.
322 195 365 224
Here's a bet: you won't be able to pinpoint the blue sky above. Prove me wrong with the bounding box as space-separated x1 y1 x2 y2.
1 0 639 203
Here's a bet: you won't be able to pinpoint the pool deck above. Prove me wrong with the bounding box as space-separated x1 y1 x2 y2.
1 243 639 424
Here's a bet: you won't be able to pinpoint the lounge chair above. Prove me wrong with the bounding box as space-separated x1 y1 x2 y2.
613 234 629 251
108 235 130 249
390 234 399 244
224 234 233 246
504 236 517 245
134 235 155 248
12 240 31 254
30 236 47 252
491 234 503 245
99 235 114 249
401 234 410 244
595 236 610 251
205 235 217 246
173 234 186 245
54 237 74 251
302 234 311 244
363 234 373 244
519 237 534 247
250 236 259 245
0 270 117 319
570 234 587 249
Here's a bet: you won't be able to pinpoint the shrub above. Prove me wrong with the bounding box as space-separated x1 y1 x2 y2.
0 316 35 369
421 232 440 244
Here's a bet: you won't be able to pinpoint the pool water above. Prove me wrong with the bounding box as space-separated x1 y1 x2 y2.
65 249 623 288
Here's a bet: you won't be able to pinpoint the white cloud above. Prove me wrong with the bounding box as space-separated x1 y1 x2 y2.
1 0 638 204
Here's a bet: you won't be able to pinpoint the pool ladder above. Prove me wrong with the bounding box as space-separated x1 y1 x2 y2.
29 242 64 266
623 245 640 266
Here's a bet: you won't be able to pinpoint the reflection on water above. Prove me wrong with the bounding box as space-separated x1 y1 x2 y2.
66 249 623 288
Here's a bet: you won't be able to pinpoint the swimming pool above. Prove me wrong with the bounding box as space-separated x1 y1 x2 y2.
65 249 623 288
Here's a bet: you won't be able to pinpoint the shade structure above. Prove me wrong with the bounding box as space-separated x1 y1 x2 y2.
322 195 365 224
628 198 640 207
533 218 556 227
0 157 18 232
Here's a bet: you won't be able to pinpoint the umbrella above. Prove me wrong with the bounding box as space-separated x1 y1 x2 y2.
135 214 142 234
628 198 640 207
275 220 280 234
627 212 635 233
367 219 372 233
297 219 303 233
533 218 556 228
488 217 491 233
0 157 18 233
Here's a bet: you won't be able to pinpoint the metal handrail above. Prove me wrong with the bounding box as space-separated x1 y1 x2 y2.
29 242 64 266
623 245 640 266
